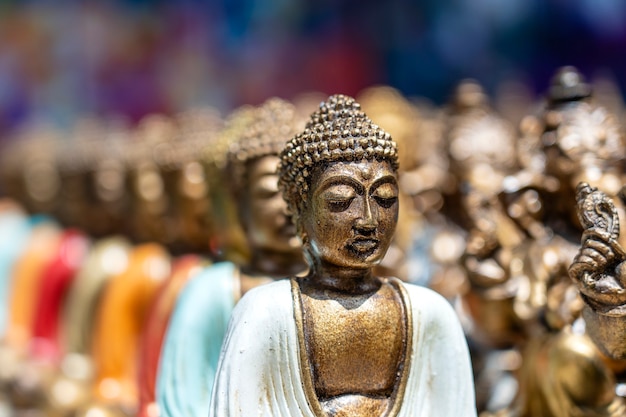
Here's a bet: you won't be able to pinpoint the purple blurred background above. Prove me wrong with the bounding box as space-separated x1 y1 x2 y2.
0 0 625 135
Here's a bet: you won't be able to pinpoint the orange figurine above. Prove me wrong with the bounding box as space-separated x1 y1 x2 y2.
89 243 171 415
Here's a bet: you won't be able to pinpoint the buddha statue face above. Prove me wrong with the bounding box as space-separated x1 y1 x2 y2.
300 159 398 270
243 155 299 254
277 95 400 274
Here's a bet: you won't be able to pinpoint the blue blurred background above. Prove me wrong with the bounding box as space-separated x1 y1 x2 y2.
0 0 625 135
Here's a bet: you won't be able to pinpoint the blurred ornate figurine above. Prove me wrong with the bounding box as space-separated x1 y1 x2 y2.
492 67 626 417
209 95 476 417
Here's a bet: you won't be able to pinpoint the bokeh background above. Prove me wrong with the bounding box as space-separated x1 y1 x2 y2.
0 0 625 137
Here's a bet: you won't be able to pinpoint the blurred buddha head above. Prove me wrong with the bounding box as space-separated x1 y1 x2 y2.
227 98 304 258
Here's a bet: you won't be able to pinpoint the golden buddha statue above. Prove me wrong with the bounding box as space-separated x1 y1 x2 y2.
127 115 178 245
202 105 256 261
209 95 476 417
73 126 131 238
152 108 222 253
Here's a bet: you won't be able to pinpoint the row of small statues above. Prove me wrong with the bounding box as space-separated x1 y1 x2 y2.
0 66 624 417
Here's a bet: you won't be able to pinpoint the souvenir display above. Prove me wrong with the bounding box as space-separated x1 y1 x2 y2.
2 62 626 417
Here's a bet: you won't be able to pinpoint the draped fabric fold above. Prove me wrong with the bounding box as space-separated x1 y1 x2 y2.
209 279 476 417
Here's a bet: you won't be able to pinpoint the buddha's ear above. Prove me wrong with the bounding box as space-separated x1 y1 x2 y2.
298 226 307 244
294 212 305 242
297 228 316 269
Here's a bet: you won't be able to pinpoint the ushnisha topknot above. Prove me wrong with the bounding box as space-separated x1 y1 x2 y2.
226 97 301 198
278 94 399 215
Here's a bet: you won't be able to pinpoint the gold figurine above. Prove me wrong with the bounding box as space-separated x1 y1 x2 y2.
570 183 626 363
209 95 476 417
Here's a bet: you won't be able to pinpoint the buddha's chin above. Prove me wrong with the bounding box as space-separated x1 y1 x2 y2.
333 252 385 271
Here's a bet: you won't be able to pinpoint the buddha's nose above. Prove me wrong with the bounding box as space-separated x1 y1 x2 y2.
355 199 377 232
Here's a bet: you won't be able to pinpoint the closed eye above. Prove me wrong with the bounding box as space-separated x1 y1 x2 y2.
327 198 353 212
372 182 398 209
374 196 397 208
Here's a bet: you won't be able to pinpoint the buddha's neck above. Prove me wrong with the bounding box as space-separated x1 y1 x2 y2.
247 248 305 278
305 259 381 294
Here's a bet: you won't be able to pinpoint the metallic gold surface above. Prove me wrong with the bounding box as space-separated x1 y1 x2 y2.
153 108 222 253
126 116 177 245
0 128 63 215
204 105 257 261
484 67 626 417
512 330 626 417
570 183 626 360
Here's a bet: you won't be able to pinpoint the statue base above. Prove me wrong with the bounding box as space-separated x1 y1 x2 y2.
583 304 626 360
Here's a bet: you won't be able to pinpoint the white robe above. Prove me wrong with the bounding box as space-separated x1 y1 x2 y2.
209 279 477 417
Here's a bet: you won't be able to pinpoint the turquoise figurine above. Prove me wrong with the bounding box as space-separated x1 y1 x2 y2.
156 262 236 416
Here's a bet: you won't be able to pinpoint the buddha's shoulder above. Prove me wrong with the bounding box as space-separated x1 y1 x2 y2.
233 278 293 315
388 279 458 322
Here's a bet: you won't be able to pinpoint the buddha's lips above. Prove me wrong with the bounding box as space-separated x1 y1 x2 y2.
347 237 379 253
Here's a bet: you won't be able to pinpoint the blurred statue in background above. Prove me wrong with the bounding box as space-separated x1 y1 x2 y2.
358 86 467 299
126 115 178 246
156 98 306 417
210 95 476 417
565 183 626 414
440 80 522 412
137 109 223 417
152 108 222 254
0 126 63 217
484 67 626 417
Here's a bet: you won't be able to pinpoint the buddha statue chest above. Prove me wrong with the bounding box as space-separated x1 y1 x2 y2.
300 281 407 403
